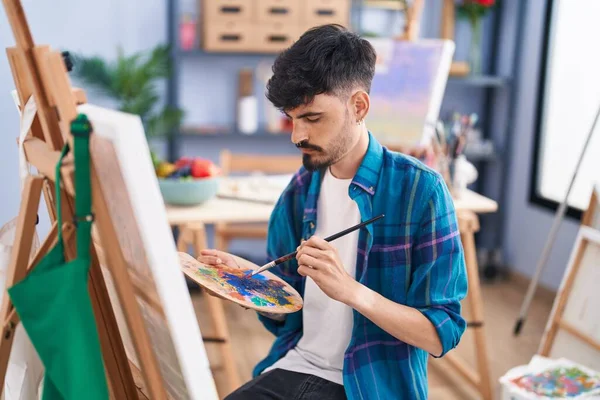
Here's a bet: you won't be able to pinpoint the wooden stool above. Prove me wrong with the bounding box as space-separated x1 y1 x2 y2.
432 210 493 400
176 223 241 396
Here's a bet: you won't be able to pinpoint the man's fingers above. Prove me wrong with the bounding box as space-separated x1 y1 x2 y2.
197 255 222 265
297 245 327 260
297 253 326 270
297 264 321 281
305 235 330 250
297 264 313 277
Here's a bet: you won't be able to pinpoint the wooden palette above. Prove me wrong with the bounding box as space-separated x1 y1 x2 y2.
179 253 303 314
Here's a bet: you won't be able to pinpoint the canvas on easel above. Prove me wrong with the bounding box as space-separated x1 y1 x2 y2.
79 103 219 399
1 0 219 398
582 183 600 230
538 226 600 371
365 38 455 148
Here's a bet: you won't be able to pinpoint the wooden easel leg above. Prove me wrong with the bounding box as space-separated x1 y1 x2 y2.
459 212 493 400
179 223 241 396
0 175 44 392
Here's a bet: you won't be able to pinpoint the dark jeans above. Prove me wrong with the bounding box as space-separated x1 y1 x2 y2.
224 368 347 400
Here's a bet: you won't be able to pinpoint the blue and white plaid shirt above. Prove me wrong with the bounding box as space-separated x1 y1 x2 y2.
254 132 468 399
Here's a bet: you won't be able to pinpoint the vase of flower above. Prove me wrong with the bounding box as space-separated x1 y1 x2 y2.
456 0 496 75
469 16 482 74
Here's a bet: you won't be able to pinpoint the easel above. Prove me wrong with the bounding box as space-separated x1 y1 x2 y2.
0 0 182 398
538 188 600 364
537 226 600 360
581 184 599 229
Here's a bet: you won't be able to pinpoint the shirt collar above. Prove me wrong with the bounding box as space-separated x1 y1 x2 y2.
350 131 384 196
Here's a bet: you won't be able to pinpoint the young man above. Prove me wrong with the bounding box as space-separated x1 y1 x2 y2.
198 24 468 399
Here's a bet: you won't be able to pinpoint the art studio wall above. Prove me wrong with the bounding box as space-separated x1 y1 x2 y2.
0 0 579 291
502 0 581 291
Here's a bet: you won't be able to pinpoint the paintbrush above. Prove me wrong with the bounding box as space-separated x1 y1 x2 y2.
247 214 385 277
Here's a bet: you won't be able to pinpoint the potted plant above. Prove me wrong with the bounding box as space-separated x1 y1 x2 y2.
70 45 223 205
69 44 184 167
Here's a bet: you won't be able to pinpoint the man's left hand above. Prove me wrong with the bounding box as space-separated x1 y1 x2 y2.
296 236 359 305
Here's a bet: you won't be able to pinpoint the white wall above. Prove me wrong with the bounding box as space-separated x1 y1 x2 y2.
503 0 580 291
0 0 166 236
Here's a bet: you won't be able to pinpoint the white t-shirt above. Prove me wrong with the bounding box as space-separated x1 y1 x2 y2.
264 167 361 385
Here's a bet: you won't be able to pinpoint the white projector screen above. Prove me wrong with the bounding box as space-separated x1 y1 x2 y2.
532 0 600 214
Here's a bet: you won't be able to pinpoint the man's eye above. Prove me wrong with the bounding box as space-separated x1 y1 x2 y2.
306 118 320 123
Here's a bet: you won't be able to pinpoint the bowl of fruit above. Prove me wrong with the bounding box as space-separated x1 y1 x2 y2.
155 156 221 206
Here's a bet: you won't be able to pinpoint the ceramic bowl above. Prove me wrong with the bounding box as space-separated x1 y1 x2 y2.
158 177 219 206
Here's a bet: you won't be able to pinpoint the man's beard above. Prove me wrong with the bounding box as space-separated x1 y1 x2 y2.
299 117 354 172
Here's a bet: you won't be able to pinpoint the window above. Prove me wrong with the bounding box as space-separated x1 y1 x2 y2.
530 0 600 219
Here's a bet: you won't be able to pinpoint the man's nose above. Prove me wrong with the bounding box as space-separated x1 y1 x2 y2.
291 123 308 146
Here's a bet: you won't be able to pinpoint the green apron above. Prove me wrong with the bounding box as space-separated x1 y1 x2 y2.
8 114 109 399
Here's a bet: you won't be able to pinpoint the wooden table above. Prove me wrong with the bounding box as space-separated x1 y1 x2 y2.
166 175 498 225
166 177 498 400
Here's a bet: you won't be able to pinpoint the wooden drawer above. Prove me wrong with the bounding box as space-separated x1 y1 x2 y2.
302 0 349 26
256 0 301 24
254 23 302 52
203 21 256 52
204 0 255 22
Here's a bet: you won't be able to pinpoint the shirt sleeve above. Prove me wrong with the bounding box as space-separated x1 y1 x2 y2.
408 177 468 358
256 184 304 337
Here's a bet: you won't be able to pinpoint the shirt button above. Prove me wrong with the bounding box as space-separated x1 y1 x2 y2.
369 186 374 191
310 222 315 229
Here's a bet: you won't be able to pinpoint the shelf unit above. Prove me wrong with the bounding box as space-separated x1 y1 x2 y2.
165 0 525 277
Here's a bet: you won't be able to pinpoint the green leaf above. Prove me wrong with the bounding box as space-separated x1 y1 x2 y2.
145 106 184 138
120 87 159 118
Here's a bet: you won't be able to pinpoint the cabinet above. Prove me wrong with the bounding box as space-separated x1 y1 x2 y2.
201 0 350 53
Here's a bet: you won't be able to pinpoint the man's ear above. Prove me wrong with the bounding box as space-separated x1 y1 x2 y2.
351 90 370 122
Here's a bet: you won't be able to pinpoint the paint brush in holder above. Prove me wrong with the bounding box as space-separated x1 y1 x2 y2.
248 214 385 277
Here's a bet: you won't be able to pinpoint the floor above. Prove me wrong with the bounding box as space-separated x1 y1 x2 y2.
191 275 555 400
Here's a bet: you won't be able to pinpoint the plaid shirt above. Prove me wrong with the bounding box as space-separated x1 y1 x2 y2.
254 132 467 399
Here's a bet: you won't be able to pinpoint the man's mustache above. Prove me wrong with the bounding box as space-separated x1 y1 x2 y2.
295 140 322 151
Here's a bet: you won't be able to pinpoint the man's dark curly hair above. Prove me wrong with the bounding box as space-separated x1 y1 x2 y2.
266 24 377 112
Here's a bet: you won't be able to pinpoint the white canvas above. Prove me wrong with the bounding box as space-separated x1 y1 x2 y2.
76 103 218 400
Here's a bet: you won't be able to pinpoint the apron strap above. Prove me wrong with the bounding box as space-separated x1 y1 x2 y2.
71 114 93 261
54 143 70 254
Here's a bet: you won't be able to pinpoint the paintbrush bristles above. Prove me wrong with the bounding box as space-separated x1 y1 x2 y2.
250 260 275 277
